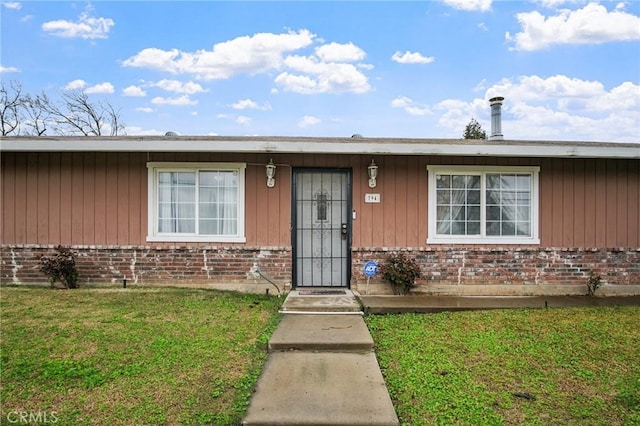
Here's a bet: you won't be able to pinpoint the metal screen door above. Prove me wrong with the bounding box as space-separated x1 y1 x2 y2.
293 170 351 287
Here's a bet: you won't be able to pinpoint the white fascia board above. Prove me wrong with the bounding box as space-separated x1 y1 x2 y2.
1 137 639 159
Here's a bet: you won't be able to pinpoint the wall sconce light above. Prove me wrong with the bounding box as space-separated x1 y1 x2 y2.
368 159 378 188
266 159 276 188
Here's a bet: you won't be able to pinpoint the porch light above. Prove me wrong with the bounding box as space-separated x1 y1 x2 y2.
368 160 378 188
266 159 276 188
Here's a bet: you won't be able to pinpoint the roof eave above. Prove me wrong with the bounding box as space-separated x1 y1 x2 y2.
1 137 638 159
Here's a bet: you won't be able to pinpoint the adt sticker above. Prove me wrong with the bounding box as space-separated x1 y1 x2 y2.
364 261 378 278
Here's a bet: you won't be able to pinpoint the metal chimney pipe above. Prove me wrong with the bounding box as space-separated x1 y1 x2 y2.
489 96 504 141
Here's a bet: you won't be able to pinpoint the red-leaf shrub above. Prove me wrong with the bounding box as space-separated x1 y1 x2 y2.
380 252 421 295
39 245 79 289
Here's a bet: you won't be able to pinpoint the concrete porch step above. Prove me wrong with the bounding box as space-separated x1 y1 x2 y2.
269 314 374 352
242 351 399 426
280 289 362 313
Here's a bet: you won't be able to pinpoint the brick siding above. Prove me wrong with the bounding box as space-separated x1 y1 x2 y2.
2 245 638 294
1 245 291 287
353 247 640 288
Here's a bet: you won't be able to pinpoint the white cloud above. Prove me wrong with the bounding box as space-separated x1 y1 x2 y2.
64 79 86 90
274 73 318 94
477 22 488 31
405 106 433 116
231 99 272 111
122 48 182 73
232 99 258 110
123 30 315 79
486 74 605 102
429 74 640 142
584 81 639 112
473 79 488 92
315 42 365 62
275 55 370 94
357 63 374 70
151 95 197 106
391 96 413 108
124 126 164 136
391 51 435 64
435 97 488 132
236 115 252 126
3 2 21 10
124 30 372 95
85 82 114 94
42 10 114 39
152 79 207 95
0 65 19 73
391 96 432 116
298 115 321 128
442 0 492 12
507 3 640 51
533 0 581 8
615 2 628 12
65 80 113 94
135 107 154 113
123 85 146 97
505 102 638 142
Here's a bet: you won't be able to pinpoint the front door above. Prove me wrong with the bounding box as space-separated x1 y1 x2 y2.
292 169 351 287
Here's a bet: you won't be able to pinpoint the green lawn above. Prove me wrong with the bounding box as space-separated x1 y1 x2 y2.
0 286 282 425
366 307 640 426
3 287 639 426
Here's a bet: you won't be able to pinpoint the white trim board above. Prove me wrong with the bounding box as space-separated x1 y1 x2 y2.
2 136 639 159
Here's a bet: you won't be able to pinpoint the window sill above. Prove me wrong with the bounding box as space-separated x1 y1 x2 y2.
147 235 247 243
427 237 540 245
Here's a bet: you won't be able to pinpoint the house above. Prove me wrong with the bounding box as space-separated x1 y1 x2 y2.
1 109 639 295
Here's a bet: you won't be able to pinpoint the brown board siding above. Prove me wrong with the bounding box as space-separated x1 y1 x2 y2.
1 152 639 249
573 159 586 247
537 157 639 247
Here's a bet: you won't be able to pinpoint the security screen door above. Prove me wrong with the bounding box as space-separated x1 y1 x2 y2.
293 169 351 287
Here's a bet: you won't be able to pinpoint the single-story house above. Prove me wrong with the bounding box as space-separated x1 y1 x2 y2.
1 110 639 295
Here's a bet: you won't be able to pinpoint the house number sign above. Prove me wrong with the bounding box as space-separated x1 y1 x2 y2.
365 193 380 203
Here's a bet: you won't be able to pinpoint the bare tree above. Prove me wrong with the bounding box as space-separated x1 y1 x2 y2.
0 80 125 136
23 92 51 136
44 89 125 136
0 80 24 136
104 100 125 136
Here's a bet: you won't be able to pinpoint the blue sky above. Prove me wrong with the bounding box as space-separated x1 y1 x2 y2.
1 0 639 142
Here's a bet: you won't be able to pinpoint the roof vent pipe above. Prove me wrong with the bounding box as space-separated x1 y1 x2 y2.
489 96 504 141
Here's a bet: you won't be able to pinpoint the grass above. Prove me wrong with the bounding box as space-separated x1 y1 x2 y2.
0 286 282 425
366 307 640 426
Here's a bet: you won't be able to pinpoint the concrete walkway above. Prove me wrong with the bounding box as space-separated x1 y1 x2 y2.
242 290 399 426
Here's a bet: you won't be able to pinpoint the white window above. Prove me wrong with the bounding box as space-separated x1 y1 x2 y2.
147 162 246 243
427 166 540 244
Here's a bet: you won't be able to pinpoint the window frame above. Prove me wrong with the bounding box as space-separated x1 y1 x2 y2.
147 162 246 243
427 165 540 245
